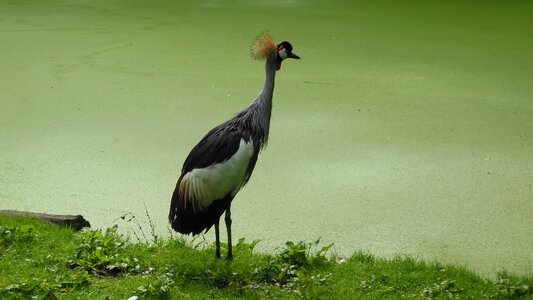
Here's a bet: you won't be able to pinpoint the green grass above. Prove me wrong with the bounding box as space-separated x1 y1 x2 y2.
1 215 531 299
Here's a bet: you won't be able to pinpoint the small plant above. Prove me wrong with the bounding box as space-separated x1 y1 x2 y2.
135 273 174 299
280 241 308 267
1 277 59 299
257 237 334 295
218 237 260 255
0 271 90 299
420 279 463 299
495 272 532 299
0 224 35 247
280 238 334 267
69 225 140 276
116 205 159 244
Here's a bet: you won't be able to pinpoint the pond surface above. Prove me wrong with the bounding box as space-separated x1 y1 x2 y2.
1 0 532 277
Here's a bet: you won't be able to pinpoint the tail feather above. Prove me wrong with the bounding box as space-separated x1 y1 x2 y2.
169 180 232 235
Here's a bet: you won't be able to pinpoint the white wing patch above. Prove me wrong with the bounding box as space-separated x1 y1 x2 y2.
179 138 254 213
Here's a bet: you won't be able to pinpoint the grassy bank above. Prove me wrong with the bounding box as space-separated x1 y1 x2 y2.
0 215 531 299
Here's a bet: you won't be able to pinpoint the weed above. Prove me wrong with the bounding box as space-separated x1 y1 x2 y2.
420 279 463 298
136 273 174 299
0 224 35 247
257 237 335 297
279 238 334 268
69 225 140 276
116 212 151 244
0 268 91 299
495 272 532 299
218 237 261 255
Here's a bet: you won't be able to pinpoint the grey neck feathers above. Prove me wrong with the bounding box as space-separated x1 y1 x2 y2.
236 55 277 148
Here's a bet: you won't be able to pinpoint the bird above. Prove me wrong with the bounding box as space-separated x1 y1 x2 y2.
169 32 300 259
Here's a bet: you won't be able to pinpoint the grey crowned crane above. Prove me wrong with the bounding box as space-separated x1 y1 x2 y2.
169 32 300 259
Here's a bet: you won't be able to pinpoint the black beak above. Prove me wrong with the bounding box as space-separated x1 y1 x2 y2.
288 52 300 59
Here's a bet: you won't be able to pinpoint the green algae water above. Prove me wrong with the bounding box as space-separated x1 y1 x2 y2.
1 0 532 277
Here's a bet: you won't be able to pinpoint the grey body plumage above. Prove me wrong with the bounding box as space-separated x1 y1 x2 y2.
169 35 299 259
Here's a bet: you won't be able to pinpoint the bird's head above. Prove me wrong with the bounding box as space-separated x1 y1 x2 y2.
275 41 300 71
251 31 300 71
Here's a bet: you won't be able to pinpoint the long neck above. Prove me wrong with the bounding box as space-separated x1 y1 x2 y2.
242 55 277 147
259 55 277 104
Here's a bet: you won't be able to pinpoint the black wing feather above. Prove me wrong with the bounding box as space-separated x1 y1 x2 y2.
182 122 251 174
169 120 257 235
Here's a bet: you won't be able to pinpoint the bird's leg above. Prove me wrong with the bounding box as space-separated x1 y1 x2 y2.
224 208 233 260
215 218 221 259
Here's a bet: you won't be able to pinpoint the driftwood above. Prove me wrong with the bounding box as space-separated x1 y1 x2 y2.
0 210 91 231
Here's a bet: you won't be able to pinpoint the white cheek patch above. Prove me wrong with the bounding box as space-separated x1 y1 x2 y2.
278 49 288 60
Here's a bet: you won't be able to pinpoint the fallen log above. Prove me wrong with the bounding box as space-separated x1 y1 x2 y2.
0 210 91 231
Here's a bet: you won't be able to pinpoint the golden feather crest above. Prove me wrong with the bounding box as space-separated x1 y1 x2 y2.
251 31 276 60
